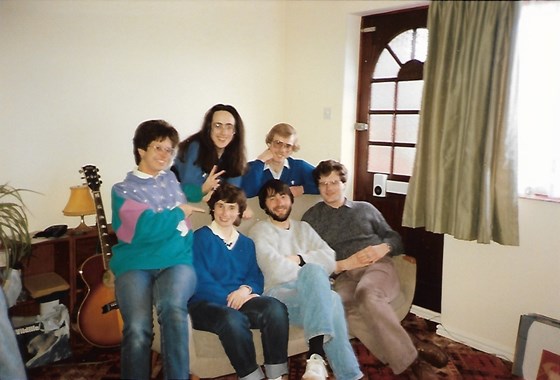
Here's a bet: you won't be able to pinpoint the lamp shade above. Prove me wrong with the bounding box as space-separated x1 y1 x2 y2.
62 185 96 216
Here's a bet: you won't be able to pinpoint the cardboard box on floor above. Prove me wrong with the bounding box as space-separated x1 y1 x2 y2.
12 304 72 368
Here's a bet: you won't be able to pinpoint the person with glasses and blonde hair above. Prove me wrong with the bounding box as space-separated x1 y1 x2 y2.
241 123 318 198
111 119 204 380
172 104 248 202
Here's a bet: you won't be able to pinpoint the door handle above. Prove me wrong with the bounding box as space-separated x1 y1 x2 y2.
354 122 368 131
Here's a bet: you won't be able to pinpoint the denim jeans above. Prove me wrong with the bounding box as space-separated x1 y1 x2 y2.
266 264 363 380
189 296 289 380
0 290 27 380
115 264 196 380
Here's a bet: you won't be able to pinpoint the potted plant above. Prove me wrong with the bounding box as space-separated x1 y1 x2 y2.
0 183 33 306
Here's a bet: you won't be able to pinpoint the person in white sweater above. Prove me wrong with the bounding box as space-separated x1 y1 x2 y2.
248 179 363 380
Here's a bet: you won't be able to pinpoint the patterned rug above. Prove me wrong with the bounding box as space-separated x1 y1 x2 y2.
27 313 521 379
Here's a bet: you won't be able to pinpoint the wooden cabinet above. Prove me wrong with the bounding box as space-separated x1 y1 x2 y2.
10 227 115 319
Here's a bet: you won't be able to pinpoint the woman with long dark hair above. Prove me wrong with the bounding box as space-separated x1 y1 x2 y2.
172 104 247 202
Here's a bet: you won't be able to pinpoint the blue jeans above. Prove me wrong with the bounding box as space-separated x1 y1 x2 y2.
0 290 27 380
189 296 289 380
115 265 196 380
266 264 363 380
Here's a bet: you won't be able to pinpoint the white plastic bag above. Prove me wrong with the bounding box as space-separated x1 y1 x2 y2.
2 268 22 307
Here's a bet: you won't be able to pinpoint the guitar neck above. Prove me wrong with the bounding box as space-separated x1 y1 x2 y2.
92 190 111 271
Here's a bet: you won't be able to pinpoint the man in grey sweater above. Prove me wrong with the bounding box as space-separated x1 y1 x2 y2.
302 160 447 380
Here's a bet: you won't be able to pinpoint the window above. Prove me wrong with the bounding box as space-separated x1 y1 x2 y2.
367 28 428 179
517 2 560 199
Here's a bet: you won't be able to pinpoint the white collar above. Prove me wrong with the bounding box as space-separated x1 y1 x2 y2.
133 167 165 179
209 221 239 249
264 159 290 172
264 159 290 179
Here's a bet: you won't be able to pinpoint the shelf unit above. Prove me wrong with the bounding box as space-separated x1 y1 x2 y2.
10 227 115 319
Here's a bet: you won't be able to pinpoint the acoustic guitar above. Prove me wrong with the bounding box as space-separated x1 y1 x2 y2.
77 165 123 347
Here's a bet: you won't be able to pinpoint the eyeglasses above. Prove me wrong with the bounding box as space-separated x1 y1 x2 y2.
271 140 294 150
212 123 236 134
318 179 342 188
148 144 176 155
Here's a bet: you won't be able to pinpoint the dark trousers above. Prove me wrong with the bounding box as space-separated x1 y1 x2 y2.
189 296 289 378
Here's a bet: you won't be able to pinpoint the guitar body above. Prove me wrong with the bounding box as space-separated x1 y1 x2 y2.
77 165 123 348
77 254 123 348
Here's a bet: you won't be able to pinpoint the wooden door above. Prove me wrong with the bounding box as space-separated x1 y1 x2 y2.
354 6 443 312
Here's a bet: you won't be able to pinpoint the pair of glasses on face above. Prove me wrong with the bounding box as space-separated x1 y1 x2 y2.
318 179 341 188
212 123 236 134
149 144 176 155
271 140 294 150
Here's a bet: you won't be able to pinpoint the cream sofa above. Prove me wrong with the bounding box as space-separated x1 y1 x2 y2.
151 195 416 379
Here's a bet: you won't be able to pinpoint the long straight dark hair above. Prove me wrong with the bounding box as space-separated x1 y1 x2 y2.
177 104 247 178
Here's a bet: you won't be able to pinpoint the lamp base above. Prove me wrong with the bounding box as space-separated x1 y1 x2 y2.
70 219 93 236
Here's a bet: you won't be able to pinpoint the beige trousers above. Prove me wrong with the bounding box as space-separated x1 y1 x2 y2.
333 257 418 374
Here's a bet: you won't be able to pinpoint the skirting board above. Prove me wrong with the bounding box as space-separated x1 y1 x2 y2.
436 323 514 362
410 305 441 324
410 305 514 361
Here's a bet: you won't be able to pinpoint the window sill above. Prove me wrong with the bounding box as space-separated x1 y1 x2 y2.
519 194 560 203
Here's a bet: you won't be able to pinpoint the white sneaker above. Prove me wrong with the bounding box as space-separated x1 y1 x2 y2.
302 354 328 380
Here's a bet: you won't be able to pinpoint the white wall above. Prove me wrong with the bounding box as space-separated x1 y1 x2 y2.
440 198 560 360
280 0 560 362
2 0 558 364
1 0 287 230
282 0 423 195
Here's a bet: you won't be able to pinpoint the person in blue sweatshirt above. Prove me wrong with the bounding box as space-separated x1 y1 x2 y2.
189 183 289 380
111 119 203 380
172 104 248 203
241 123 319 198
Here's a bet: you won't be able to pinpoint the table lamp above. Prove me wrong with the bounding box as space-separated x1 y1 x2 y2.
62 185 96 235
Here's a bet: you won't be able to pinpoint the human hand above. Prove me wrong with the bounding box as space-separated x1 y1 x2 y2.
201 165 226 194
355 247 377 265
289 185 304 197
286 255 301 265
227 287 258 310
257 148 274 163
202 190 213 203
242 206 254 220
336 253 371 273
354 244 389 265
336 245 385 273
178 204 206 217
103 270 116 287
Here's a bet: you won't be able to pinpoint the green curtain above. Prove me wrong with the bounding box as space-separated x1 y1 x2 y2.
402 1 520 245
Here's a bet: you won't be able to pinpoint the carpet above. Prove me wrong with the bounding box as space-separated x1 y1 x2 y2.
27 313 521 379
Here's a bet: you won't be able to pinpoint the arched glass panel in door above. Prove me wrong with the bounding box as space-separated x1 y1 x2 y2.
367 28 428 178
